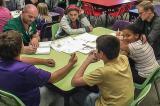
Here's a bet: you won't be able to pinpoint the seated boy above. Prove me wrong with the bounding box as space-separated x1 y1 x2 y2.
0 30 77 106
72 35 134 106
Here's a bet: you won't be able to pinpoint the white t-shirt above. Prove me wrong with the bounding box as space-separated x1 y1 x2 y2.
128 40 159 78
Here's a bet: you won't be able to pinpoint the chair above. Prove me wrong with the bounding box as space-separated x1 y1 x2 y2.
130 83 152 106
40 22 55 41
52 6 65 21
134 67 160 103
51 22 60 40
0 89 25 106
82 2 104 26
108 3 133 21
112 20 131 31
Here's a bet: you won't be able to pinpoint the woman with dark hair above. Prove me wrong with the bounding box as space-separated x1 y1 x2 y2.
0 0 12 32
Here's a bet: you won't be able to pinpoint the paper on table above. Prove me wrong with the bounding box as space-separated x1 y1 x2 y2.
36 41 52 54
78 46 95 54
51 33 98 54
74 33 98 42
85 42 96 48
36 47 50 54
51 37 85 53
39 41 52 47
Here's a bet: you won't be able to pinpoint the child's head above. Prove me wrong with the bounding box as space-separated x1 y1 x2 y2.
122 24 143 43
0 30 22 59
37 3 49 16
96 35 120 60
65 4 80 22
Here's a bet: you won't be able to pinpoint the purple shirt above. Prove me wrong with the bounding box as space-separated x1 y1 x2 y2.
0 59 51 106
0 7 12 32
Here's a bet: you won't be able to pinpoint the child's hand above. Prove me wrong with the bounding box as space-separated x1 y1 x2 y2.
141 34 147 43
116 31 123 40
89 25 93 32
44 59 55 67
68 53 78 65
87 50 99 63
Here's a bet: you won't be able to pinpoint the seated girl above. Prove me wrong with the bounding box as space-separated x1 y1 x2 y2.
117 24 159 84
36 3 52 30
55 4 93 38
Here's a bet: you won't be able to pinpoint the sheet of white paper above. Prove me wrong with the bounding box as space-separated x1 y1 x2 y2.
51 34 97 54
39 41 52 47
36 47 50 54
78 46 95 54
51 37 85 54
74 33 98 42
85 42 96 48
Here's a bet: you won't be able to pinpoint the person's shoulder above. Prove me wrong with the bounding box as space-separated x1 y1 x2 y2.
7 17 20 24
15 60 33 68
119 54 128 59
116 55 129 67
153 15 160 23
0 7 10 12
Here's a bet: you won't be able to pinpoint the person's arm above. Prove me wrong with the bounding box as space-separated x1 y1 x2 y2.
147 18 160 46
72 51 99 86
20 56 55 67
60 15 88 35
49 53 77 83
79 13 93 32
30 31 40 48
22 45 37 54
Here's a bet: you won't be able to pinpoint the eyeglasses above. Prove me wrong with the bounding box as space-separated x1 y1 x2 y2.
139 11 152 15
139 11 145 15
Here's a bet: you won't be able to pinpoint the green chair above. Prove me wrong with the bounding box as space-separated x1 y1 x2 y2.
130 83 152 106
51 23 60 40
134 67 160 103
0 89 25 106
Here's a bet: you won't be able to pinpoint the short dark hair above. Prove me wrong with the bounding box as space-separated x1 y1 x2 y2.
123 24 143 37
96 35 120 60
0 30 22 59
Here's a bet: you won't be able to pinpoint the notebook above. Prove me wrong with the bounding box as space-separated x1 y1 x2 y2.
35 41 52 54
